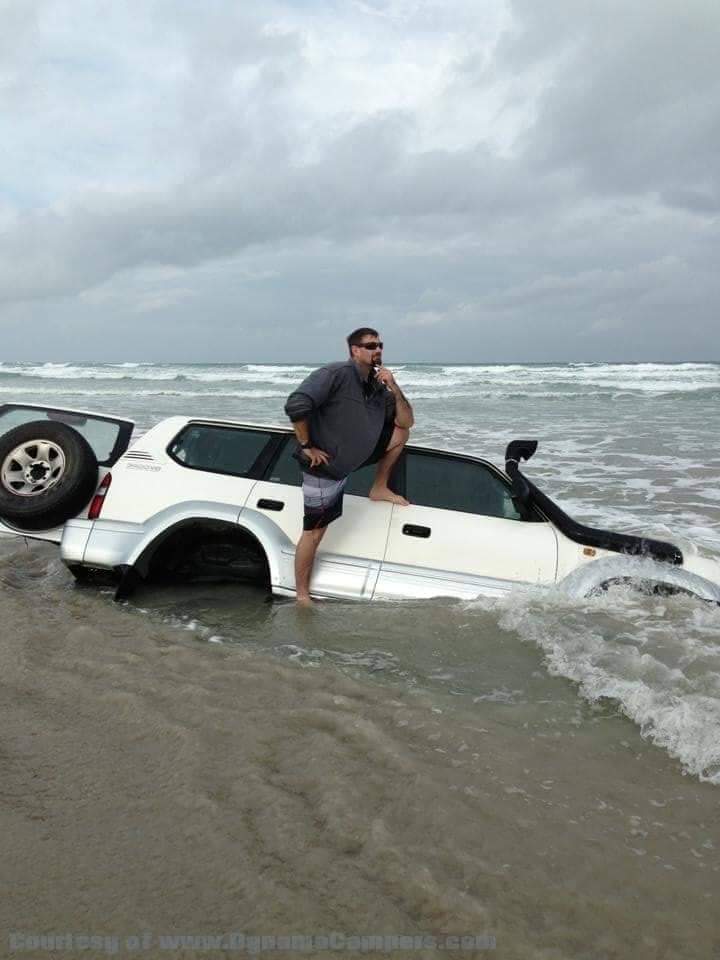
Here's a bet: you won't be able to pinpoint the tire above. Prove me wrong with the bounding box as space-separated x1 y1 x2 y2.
595 577 696 599
0 421 98 530
67 564 119 587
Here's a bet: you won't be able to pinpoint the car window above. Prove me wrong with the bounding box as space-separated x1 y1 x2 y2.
345 464 380 497
0 404 130 465
266 439 394 496
168 425 273 477
266 440 303 486
405 452 523 520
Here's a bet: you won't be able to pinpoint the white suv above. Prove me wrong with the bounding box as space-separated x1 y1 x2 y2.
1 402 719 604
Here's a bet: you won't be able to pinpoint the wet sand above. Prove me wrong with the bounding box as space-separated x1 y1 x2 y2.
1 541 719 959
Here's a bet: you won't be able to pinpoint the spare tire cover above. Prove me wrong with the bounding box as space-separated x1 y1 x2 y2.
0 420 99 530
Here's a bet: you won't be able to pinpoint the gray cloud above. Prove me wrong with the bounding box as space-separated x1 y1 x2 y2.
505 0 720 204
0 0 718 361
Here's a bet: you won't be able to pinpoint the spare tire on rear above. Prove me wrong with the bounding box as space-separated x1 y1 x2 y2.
0 420 98 530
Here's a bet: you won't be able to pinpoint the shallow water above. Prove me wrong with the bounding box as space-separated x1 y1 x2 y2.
1 361 720 957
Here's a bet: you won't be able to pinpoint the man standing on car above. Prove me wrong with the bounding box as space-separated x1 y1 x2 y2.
284 328 414 604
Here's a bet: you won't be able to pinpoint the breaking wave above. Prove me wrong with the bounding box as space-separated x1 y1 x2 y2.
489 584 720 784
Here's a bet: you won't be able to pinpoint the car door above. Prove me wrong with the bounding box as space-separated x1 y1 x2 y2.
375 448 558 600
248 437 393 599
0 403 134 543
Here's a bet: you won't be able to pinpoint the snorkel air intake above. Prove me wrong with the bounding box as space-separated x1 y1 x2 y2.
504 440 537 520
503 440 683 566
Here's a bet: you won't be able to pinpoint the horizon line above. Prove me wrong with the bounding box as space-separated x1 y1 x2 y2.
2 358 719 366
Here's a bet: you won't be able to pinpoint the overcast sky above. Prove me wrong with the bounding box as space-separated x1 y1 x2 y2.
1 0 718 362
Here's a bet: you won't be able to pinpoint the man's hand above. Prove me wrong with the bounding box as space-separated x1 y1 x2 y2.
301 446 331 468
374 366 396 391
376 366 414 429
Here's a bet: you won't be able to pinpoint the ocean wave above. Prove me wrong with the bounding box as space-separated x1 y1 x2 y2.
0 364 312 384
492 585 720 784
0 361 718 396
182 369 309 384
0 364 176 381
0 385 288 399
245 364 316 374
106 362 150 368
440 364 529 376
2 381 716 404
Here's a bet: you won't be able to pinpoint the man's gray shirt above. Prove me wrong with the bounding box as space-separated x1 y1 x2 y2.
284 360 395 480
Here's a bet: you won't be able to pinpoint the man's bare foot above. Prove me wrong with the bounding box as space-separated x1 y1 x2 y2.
296 593 314 606
369 486 409 506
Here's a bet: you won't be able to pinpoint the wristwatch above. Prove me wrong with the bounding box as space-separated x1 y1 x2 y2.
300 441 312 449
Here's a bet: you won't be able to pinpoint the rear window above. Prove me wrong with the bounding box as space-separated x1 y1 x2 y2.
0 404 130 465
168 424 274 477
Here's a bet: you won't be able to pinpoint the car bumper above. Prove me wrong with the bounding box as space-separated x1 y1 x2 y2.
61 519 143 570
60 520 94 564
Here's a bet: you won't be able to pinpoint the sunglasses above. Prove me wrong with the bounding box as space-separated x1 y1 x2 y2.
357 341 383 350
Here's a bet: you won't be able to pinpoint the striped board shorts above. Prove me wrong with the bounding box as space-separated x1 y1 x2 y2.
301 473 349 530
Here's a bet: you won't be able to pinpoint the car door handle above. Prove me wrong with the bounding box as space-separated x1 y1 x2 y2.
402 523 431 538
257 498 284 512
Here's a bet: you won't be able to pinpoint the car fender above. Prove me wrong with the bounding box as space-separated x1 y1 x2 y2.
81 500 294 586
234 507 296 588
557 554 720 603
79 501 244 573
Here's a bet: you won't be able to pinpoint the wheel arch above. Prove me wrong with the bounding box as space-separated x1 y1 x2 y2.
557 555 720 603
131 516 267 579
119 503 294 588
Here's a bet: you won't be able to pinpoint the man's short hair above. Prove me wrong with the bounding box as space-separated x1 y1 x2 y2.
347 327 379 356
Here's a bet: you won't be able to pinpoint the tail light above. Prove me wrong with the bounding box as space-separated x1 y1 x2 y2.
88 472 112 520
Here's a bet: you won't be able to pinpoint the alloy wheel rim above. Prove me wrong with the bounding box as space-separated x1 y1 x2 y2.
1 439 67 496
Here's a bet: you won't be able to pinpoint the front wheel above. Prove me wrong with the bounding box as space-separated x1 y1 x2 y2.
593 577 697 600
0 421 98 530
558 555 720 605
